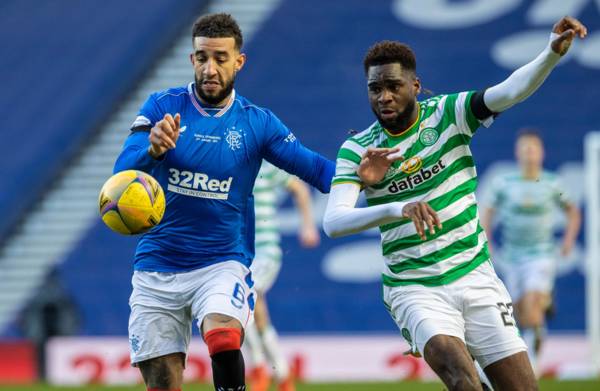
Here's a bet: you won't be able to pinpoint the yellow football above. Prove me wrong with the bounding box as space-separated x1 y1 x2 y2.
98 170 165 235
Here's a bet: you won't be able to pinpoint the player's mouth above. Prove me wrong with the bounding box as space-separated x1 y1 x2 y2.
380 108 397 120
202 80 221 92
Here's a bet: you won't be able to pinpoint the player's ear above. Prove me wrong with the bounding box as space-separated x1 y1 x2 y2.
190 53 195 66
413 77 421 95
235 53 246 72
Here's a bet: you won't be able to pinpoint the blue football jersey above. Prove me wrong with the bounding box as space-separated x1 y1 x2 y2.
114 83 334 272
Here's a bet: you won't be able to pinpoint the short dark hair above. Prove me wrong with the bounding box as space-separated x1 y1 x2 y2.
517 127 543 141
363 41 416 74
192 13 243 50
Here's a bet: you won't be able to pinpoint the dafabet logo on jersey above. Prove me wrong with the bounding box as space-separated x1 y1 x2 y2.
388 159 446 193
168 168 232 200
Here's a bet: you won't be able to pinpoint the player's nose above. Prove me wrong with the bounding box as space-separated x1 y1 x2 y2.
203 58 218 77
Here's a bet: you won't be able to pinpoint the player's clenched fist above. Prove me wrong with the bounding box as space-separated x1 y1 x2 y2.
402 201 442 241
148 113 181 158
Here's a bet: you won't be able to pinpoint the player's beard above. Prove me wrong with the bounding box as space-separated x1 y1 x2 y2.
195 74 235 106
374 99 416 132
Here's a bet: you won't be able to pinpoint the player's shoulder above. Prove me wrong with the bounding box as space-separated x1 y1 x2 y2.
150 85 189 102
420 91 474 112
233 93 275 120
493 170 521 187
539 170 560 185
343 121 383 148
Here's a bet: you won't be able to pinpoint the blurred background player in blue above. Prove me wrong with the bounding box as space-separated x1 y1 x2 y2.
481 129 581 373
245 162 320 391
113 13 334 391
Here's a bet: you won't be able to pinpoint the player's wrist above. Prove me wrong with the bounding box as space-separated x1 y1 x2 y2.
147 145 166 160
389 202 408 219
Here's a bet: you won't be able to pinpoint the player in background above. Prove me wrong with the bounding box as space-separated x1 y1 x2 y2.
246 162 320 391
114 13 334 391
323 16 587 391
480 129 581 373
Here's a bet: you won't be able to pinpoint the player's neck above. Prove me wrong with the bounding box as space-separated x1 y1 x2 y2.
521 165 541 180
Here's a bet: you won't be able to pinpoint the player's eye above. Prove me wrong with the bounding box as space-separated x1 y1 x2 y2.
369 86 382 94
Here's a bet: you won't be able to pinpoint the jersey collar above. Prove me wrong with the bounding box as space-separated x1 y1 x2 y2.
187 82 236 118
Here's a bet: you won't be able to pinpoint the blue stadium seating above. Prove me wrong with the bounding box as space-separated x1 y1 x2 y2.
0 0 206 241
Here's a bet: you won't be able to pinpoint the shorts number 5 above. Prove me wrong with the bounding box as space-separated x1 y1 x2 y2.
231 282 246 309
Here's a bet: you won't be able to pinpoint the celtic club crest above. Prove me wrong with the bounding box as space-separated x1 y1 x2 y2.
419 128 439 146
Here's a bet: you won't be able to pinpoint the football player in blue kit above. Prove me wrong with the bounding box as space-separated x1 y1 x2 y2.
113 13 334 391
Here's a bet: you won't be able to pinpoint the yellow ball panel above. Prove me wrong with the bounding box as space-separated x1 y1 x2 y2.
118 182 154 209
118 205 157 234
101 210 132 235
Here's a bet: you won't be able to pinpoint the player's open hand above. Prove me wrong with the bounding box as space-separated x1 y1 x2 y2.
358 147 404 186
148 113 181 158
551 16 587 56
402 202 442 241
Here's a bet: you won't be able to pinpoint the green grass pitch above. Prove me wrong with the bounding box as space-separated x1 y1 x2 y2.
2 380 600 391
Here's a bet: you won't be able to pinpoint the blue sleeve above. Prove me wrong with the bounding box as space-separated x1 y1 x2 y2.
113 93 165 174
130 93 163 131
261 111 335 193
113 132 165 174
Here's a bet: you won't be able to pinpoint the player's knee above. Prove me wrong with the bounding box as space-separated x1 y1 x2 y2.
138 354 184 389
204 327 242 356
202 313 242 332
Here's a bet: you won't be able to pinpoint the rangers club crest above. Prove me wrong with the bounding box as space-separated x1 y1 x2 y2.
225 127 243 150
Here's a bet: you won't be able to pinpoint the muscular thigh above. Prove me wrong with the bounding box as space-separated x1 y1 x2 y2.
424 335 481 391
484 351 537 391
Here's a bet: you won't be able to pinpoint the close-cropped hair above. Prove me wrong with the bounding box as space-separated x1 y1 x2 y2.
192 13 243 50
363 41 416 74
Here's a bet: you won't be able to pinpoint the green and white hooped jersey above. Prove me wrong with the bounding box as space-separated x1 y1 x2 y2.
253 161 293 262
333 91 490 287
488 171 570 261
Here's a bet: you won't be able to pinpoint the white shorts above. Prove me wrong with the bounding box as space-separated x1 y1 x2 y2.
250 250 282 293
384 261 526 369
128 261 255 365
502 257 556 302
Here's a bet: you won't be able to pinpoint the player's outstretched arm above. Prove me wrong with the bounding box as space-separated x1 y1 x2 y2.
287 178 320 247
323 183 403 238
483 16 587 113
561 202 581 257
323 184 440 239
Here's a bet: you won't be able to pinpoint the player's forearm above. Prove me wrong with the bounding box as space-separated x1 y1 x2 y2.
268 143 335 194
480 208 495 239
563 204 582 245
484 33 562 113
323 183 405 238
290 180 316 229
113 132 164 174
